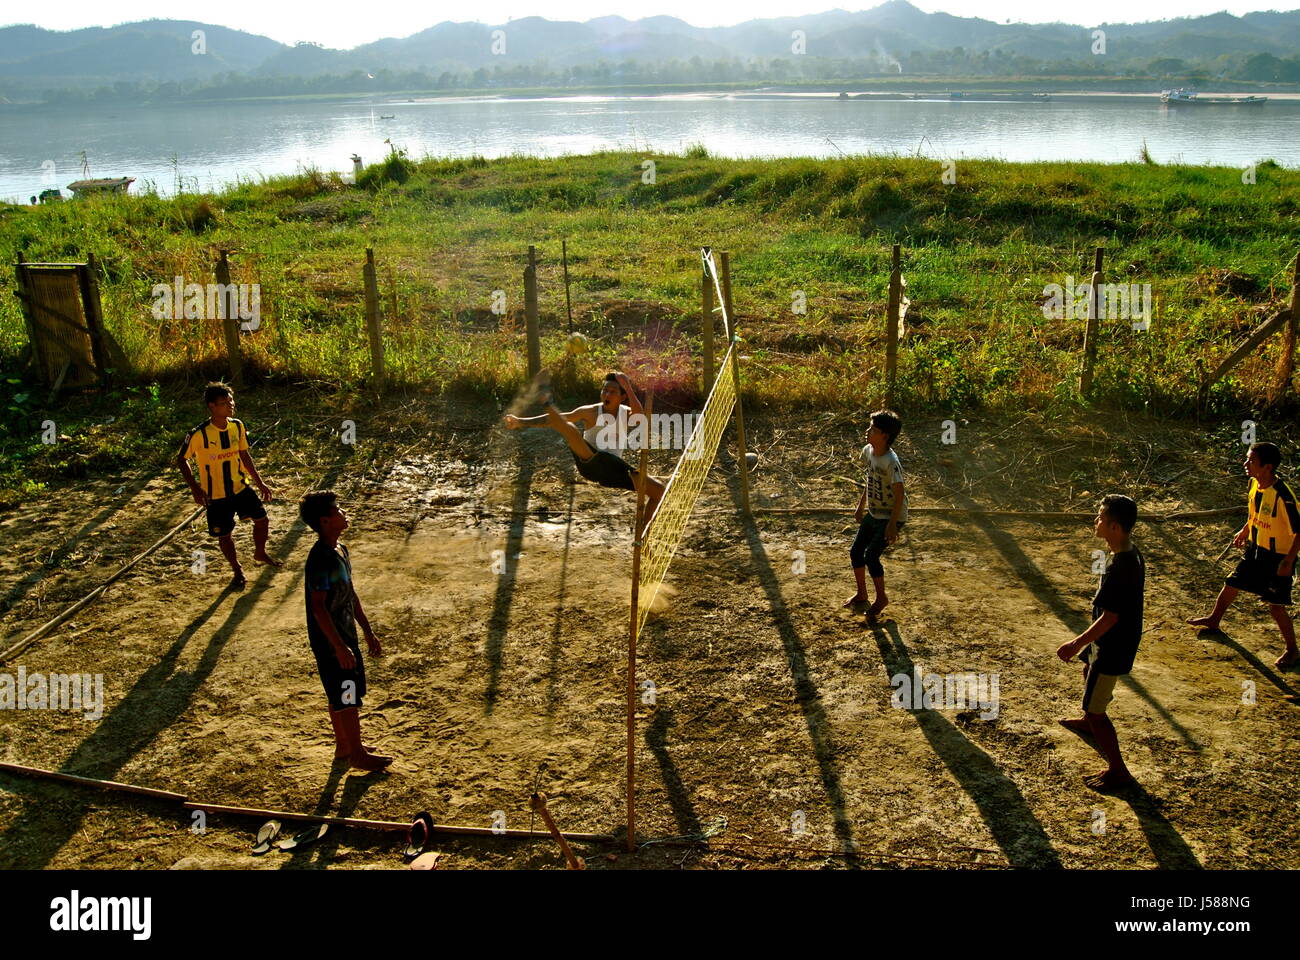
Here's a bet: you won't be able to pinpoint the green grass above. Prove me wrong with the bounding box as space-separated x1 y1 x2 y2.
1 148 1297 504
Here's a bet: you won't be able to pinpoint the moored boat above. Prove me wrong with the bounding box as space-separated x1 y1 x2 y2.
1160 88 1267 106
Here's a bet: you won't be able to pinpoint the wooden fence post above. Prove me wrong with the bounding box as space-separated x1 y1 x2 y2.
363 249 385 389
1078 246 1103 398
216 249 242 385
562 239 573 335
525 245 541 379
886 243 901 408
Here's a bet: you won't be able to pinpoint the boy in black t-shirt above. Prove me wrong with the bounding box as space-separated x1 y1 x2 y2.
299 490 392 772
1056 495 1144 792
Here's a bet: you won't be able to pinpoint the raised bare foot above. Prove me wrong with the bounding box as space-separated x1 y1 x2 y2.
866 597 889 621
229 571 247 590
1084 768 1135 792
843 593 869 608
1275 648 1299 669
1057 717 1092 735
253 552 282 568
1186 616 1221 630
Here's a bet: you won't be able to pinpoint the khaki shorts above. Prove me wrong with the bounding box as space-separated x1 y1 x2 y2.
1083 667 1120 715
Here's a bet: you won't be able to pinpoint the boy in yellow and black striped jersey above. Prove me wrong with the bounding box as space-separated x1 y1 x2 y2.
1188 442 1300 668
176 382 280 590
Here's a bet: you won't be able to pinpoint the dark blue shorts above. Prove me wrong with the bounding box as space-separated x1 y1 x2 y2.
311 638 366 711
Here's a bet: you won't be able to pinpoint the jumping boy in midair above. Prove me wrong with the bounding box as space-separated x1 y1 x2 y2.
845 409 907 620
1188 441 1299 668
176 382 279 590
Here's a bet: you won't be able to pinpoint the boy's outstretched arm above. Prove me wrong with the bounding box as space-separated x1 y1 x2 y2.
1057 610 1118 662
239 449 273 501
505 404 596 430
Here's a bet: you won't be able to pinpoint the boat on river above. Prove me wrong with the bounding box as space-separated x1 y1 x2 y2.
1160 88 1267 106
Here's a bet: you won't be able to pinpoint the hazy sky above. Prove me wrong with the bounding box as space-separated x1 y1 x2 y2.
6 2 1295 49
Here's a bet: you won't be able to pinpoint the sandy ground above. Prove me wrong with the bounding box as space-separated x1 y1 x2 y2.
1 404 1298 870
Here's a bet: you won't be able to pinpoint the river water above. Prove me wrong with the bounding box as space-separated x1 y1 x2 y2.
3 92 1297 201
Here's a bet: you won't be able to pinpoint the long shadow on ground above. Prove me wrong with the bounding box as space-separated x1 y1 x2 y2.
645 707 702 839
870 620 1063 868
484 452 535 714
0 457 346 868
721 458 858 858
951 502 1203 751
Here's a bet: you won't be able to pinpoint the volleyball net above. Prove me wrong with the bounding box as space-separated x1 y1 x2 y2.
635 250 739 636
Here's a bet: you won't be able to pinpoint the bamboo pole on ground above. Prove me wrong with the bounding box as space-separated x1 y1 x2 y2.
216 250 242 385
1078 247 1103 399
0 506 203 664
701 251 715 391
530 791 586 869
0 762 611 842
628 389 653 853
525 245 541 378
363 249 386 389
720 253 753 515
886 243 901 407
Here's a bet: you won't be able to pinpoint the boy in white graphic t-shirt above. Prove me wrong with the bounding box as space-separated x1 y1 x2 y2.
845 409 907 621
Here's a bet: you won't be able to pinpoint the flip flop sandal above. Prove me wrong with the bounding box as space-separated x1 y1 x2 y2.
410 851 441 870
251 820 282 855
276 823 330 851
404 811 435 859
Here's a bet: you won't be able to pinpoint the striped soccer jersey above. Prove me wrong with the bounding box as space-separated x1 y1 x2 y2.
180 419 251 501
1248 476 1300 554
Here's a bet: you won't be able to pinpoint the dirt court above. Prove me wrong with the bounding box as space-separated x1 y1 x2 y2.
1 402 1298 870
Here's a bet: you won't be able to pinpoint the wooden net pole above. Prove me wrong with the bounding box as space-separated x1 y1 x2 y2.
886 243 900 407
525 245 541 378
701 251 715 392
720 252 753 515
627 389 653 853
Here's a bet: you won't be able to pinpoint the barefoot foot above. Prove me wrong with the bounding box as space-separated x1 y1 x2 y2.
866 597 889 621
1186 616 1221 630
348 750 393 772
253 552 282 568
229 571 247 591
1275 648 1299 669
1084 768 1135 792
1057 717 1093 736
843 593 869 608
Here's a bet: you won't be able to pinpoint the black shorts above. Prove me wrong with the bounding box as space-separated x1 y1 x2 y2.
573 449 636 491
206 486 266 538
1226 545 1294 606
311 638 366 710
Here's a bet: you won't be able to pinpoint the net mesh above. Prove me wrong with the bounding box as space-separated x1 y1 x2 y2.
636 251 738 635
